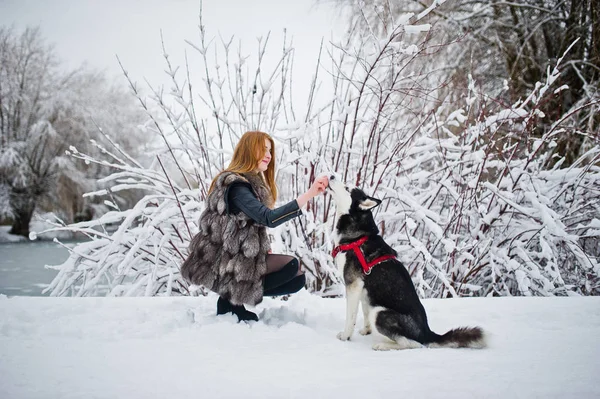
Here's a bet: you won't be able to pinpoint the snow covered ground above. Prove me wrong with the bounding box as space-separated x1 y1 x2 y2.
0 226 25 243
1 292 598 398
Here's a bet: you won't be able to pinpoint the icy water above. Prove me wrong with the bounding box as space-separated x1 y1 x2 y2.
0 241 72 296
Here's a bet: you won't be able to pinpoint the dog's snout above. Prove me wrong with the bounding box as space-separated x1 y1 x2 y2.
330 175 335 181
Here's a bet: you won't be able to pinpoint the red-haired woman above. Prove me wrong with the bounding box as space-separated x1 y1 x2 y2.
181 131 328 322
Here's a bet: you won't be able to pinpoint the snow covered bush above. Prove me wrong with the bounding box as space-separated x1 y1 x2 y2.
381 69 600 297
42 13 336 296
44 3 599 297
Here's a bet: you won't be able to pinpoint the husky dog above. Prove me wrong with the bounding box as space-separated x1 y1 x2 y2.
327 175 486 351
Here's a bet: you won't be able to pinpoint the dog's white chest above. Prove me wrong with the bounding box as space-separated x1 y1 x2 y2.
335 252 347 276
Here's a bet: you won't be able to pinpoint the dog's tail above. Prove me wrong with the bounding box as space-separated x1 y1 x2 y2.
427 326 487 349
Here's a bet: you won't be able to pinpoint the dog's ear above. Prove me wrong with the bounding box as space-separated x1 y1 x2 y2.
359 196 381 211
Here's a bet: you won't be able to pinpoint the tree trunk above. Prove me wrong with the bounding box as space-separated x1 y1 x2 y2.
8 197 36 238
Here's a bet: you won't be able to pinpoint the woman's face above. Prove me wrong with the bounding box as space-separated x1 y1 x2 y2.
256 138 272 172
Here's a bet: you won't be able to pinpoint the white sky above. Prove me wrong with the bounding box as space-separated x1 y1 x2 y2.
0 0 346 105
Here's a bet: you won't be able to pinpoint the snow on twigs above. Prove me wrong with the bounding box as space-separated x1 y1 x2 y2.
41 10 599 299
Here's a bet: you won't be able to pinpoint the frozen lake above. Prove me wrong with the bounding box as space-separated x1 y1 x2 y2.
0 241 71 296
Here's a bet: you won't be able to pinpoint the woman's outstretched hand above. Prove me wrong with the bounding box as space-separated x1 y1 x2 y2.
309 175 329 196
297 175 329 209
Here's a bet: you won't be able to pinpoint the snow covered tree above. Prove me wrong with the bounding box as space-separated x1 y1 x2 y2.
0 26 149 237
328 0 599 166
0 27 57 236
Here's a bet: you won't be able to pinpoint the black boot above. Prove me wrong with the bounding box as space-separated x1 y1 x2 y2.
217 297 258 322
231 304 259 322
216 296 233 315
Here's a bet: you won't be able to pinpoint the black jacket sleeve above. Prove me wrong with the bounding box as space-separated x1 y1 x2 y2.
226 183 302 228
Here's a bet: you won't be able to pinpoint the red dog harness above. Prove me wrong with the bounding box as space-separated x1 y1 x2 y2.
331 236 396 275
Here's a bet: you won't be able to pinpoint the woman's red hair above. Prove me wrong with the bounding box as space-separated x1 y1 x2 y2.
208 131 277 206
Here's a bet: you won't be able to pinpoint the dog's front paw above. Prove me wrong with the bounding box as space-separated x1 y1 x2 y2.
337 331 352 341
359 326 372 336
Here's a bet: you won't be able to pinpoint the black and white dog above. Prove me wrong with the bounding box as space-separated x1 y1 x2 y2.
327 176 486 350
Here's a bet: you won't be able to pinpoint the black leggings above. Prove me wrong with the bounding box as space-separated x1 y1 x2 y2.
264 254 305 296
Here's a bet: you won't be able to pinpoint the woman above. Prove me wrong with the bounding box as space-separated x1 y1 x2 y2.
181 131 328 322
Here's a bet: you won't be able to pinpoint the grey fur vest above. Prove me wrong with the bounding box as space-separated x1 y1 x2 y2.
181 172 272 305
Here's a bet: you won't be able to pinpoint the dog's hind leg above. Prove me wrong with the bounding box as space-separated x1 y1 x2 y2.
369 307 423 351
337 280 364 341
372 337 421 351
359 295 372 336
